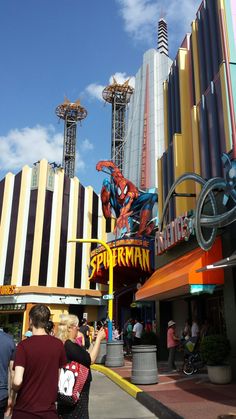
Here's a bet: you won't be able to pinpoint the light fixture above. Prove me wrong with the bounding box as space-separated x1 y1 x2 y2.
59 296 66 302
190 284 216 295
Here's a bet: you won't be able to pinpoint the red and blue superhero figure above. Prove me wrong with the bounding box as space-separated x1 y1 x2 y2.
96 160 158 237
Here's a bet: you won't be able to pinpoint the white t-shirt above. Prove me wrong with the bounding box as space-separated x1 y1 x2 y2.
191 322 199 337
133 322 143 339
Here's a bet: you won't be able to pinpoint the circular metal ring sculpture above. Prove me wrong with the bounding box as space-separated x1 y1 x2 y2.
160 172 215 231
195 176 236 250
194 177 226 250
160 164 236 251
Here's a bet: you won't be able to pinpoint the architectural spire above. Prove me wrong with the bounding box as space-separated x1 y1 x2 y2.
157 18 169 56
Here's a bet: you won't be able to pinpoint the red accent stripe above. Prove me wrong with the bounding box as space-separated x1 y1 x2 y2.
140 65 150 189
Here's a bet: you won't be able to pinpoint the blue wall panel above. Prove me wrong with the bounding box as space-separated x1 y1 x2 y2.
199 96 211 179
197 11 207 95
206 85 222 177
201 5 213 86
206 0 221 76
215 75 227 157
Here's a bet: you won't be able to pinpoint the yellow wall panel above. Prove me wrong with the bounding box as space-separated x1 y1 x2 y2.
85 305 98 323
191 106 201 175
65 177 79 289
220 63 232 152
173 133 196 216
49 304 68 322
218 0 230 62
178 49 194 186
191 106 202 196
46 169 64 288
12 166 32 286
82 186 93 290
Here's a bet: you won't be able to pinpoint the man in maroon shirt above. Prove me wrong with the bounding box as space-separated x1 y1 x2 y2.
11 304 67 419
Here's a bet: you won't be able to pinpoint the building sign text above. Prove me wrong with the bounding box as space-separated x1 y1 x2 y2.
156 215 192 255
89 238 154 280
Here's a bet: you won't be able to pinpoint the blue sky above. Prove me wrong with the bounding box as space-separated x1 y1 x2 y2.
0 0 200 193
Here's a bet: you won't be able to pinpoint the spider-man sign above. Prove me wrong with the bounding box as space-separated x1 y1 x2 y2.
96 160 158 237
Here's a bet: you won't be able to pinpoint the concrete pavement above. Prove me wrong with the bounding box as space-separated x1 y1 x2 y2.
89 370 158 418
92 360 236 419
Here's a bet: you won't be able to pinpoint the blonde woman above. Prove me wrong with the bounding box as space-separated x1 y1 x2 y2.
57 314 106 419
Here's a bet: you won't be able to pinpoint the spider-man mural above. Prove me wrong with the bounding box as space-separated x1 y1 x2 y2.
96 160 158 237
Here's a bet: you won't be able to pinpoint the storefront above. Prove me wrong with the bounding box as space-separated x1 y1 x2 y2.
0 303 25 344
135 235 225 358
0 284 105 341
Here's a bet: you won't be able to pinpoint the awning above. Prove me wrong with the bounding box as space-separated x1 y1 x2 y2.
135 237 224 301
196 252 236 272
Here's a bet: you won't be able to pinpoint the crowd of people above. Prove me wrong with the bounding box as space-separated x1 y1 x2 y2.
1 306 214 418
0 304 106 419
167 317 213 372
0 312 157 418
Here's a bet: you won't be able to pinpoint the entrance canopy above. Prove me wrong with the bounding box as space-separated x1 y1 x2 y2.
196 252 236 272
136 237 224 301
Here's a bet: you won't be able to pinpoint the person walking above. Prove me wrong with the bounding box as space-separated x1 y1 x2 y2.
167 320 179 372
11 304 67 419
88 322 95 345
56 313 106 419
75 329 85 347
0 328 15 419
112 324 121 340
132 319 143 345
182 319 191 340
79 318 90 349
126 319 133 354
191 318 199 338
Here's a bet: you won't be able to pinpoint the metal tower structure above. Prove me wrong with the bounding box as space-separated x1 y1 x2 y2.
157 18 169 56
102 78 134 172
55 98 87 178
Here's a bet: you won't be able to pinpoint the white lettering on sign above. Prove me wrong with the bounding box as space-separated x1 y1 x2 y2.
155 215 190 255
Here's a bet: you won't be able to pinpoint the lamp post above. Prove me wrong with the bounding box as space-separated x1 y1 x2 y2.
68 238 113 341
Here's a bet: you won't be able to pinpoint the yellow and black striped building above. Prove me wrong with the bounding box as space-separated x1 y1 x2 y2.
0 159 107 341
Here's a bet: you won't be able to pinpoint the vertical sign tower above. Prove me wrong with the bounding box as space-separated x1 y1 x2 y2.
103 78 134 172
56 98 87 178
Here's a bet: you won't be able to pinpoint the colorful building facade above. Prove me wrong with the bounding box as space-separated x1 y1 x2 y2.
124 20 172 190
136 0 236 373
0 160 107 341
157 0 236 220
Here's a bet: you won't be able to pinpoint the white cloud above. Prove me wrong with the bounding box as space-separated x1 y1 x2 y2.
116 0 158 43
80 138 94 152
109 72 135 88
85 72 135 102
0 125 88 174
75 152 86 171
84 83 104 101
116 0 199 54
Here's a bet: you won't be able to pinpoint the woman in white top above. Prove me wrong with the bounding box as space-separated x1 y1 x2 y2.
133 319 143 345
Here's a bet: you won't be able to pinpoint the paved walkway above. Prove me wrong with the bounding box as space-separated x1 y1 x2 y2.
92 360 236 419
90 369 157 418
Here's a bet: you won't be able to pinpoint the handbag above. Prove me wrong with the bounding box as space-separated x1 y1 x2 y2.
58 360 89 406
